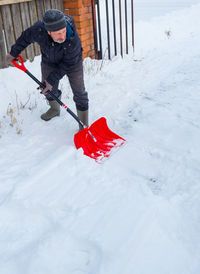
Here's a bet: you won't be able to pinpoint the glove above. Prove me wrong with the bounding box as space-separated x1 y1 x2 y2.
38 80 53 95
5 53 14 67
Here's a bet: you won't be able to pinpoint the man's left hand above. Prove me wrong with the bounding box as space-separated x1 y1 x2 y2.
5 53 14 67
39 80 53 95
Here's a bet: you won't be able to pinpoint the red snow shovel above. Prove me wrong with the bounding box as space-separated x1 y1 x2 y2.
12 55 125 163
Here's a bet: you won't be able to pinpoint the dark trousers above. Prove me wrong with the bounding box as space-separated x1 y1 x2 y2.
41 60 89 111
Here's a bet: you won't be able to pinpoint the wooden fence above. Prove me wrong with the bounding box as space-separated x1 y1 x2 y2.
0 0 64 68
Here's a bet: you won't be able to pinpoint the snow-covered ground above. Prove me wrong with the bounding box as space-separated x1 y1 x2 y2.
134 0 200 21
1 2 200 274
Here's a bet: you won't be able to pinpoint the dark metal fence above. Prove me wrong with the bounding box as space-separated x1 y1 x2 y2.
92 0 134 60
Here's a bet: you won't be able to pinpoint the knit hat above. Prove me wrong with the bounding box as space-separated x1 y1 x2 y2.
43 9 66 31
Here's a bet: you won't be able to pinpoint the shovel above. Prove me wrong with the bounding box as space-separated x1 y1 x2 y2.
12 55 125 163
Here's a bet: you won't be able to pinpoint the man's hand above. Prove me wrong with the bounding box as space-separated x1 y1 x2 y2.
5 54 14 67
39 80 53 95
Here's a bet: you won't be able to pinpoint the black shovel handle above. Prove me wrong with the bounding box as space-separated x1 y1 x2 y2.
12 55 84 129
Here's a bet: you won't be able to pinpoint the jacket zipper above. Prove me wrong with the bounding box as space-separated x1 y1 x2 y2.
52 42 55 63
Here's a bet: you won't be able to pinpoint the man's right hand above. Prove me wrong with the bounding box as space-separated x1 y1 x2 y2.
38 80 53 95
5 54 14 67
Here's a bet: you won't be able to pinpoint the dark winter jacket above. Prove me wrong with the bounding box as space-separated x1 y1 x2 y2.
10 15 82 86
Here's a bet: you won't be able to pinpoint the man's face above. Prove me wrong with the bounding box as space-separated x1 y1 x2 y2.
48 27 66 44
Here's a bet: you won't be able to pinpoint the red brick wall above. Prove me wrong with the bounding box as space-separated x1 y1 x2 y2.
63 0 96 59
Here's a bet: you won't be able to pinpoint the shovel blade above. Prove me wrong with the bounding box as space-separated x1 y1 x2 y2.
74 117 125 163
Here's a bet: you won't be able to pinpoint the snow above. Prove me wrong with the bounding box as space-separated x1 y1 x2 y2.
1 1 200 273
134 0 200 21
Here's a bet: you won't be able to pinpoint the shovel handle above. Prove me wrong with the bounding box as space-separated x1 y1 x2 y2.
12 55 84 129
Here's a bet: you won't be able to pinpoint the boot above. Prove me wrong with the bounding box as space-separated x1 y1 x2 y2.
41 97 61 121
77 109 89 130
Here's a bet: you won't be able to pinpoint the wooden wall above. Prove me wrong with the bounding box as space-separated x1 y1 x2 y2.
0 0 64 68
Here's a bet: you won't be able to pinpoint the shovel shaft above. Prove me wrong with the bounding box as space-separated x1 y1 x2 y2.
25 70 84 129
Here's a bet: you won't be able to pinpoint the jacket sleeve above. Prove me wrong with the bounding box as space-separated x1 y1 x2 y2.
10 21 42 57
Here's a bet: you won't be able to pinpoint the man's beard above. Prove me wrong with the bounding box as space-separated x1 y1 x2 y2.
53 37 66 44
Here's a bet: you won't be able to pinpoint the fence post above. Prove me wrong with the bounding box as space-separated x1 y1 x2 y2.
63 0 96 59
0 19 6 67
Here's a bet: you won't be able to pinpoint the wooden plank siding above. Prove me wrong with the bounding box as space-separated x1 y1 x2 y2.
44 0 52 11
0 12 6 66
35 0 44 20
0 0 31 5
20 1 35 60
28 0 40 56
11 3 26 60
0 0 64 68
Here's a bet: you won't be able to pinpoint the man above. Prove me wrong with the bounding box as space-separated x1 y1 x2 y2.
5 9 88 128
